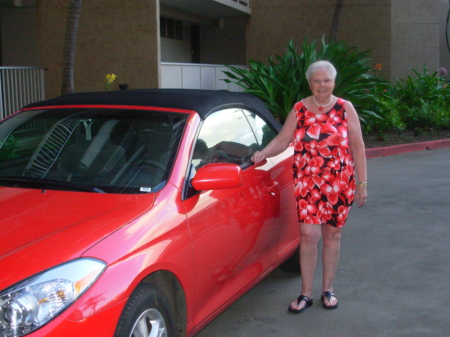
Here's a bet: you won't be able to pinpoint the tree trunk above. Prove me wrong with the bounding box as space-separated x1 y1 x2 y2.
61 0 82 96
329 0 344 42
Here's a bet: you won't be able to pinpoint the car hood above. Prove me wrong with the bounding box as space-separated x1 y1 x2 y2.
0 187 156 289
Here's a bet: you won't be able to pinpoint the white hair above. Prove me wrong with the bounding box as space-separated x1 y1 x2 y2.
305 61 337 81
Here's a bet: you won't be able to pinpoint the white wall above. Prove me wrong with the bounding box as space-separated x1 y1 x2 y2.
160 22 192 63
161 63 246 91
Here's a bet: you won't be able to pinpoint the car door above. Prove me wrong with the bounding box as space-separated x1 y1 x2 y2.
244 110 299 256
184 108 281 326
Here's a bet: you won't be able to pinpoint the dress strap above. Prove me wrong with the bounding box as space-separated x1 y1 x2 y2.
294 100 305 113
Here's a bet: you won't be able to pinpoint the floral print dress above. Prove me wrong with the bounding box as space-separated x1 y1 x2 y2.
293 98 356 227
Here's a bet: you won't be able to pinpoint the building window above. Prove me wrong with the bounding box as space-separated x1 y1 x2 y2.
160 17 183 40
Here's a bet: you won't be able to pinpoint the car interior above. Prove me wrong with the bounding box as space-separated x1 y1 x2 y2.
0 109 187 193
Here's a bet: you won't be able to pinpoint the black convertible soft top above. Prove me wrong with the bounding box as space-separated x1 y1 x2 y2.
25 89 281 131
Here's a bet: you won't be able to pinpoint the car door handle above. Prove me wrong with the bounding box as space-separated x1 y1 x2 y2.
267 182 279 195
252 159 268 167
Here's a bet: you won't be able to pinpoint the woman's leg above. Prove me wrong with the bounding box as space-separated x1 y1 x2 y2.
321 224 343 306
290 223 322 310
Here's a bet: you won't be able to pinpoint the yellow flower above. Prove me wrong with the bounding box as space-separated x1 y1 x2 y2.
105 74 117 84
105 74 117 90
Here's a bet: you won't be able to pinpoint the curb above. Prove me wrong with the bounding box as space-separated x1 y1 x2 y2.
366 138 450 159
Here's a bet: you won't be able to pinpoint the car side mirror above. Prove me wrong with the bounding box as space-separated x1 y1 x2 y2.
191 163 243 191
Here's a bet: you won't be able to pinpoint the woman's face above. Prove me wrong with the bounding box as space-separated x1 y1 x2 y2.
309 69 335 98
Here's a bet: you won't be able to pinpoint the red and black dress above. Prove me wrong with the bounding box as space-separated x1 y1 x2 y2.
292 98 356 227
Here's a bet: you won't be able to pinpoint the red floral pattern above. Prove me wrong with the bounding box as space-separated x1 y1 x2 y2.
293 98 356 227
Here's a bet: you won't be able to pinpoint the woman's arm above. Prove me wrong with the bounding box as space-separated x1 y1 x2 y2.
345 101 368 208
251 106 297 164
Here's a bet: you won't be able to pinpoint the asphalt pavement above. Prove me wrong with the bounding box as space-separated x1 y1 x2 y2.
196 146 450 337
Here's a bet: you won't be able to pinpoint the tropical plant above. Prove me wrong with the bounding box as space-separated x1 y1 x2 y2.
392 66 450 131
318 38 389 125
223 41 306 122
392 66 450 107
61 0 83 95
223 37 388 124
363 85 406 136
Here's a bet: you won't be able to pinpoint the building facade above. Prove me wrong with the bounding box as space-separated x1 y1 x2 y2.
0 0 446 100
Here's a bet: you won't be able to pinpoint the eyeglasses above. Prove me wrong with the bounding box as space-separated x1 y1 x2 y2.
311 79 334 85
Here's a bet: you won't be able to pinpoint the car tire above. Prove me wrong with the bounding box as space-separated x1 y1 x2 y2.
279 245 301 273
115 283 174 337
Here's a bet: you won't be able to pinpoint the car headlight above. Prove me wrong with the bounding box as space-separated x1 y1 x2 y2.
0 258 106 336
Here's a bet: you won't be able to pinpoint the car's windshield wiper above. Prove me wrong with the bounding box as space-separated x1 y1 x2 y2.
0 176 105 193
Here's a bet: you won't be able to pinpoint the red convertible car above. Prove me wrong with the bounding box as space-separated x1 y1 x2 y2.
0 89 298 337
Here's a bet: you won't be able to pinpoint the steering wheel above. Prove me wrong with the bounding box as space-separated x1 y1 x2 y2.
141 159 166 172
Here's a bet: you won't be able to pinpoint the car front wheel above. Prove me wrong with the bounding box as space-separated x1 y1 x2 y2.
115 283 174 337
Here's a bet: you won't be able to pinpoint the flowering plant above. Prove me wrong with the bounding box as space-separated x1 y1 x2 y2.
437 67 447 78
105 74 117 90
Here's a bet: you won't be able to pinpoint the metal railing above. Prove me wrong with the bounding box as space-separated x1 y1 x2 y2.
161 63 247 92
0 67 45 120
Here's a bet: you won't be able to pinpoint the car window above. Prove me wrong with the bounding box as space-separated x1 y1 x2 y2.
242 109 277 148
0 108 187 194
192 108 259 170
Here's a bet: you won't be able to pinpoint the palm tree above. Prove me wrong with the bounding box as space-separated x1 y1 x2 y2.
61 0 83 95
329 0 344 42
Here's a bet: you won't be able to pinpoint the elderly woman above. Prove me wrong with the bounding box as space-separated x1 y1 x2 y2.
251 60 367 313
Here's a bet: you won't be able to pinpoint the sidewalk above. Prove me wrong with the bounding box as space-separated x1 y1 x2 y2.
365 138 450 158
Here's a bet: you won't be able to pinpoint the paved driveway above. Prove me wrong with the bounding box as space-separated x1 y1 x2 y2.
196 147 450 337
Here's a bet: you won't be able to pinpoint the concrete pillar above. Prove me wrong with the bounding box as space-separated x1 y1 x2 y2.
438 0 450 72
391 0 440 79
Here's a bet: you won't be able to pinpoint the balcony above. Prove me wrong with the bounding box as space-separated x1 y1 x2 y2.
160 0 251 18
161 62 246 92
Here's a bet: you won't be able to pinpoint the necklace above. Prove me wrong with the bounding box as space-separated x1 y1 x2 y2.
313 96 333 112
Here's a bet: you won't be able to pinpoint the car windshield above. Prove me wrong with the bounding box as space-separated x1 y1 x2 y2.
0 108 188 194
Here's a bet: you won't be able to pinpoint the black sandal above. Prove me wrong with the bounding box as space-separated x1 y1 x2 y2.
288 295 313 314
321 291 338 309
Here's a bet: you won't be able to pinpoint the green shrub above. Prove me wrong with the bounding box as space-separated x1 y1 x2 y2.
224 38 450 135
223 36 387 124
397 100 450 131
392 66 450 131
393 66 447 107
364 88 406 136
223 40 307 122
